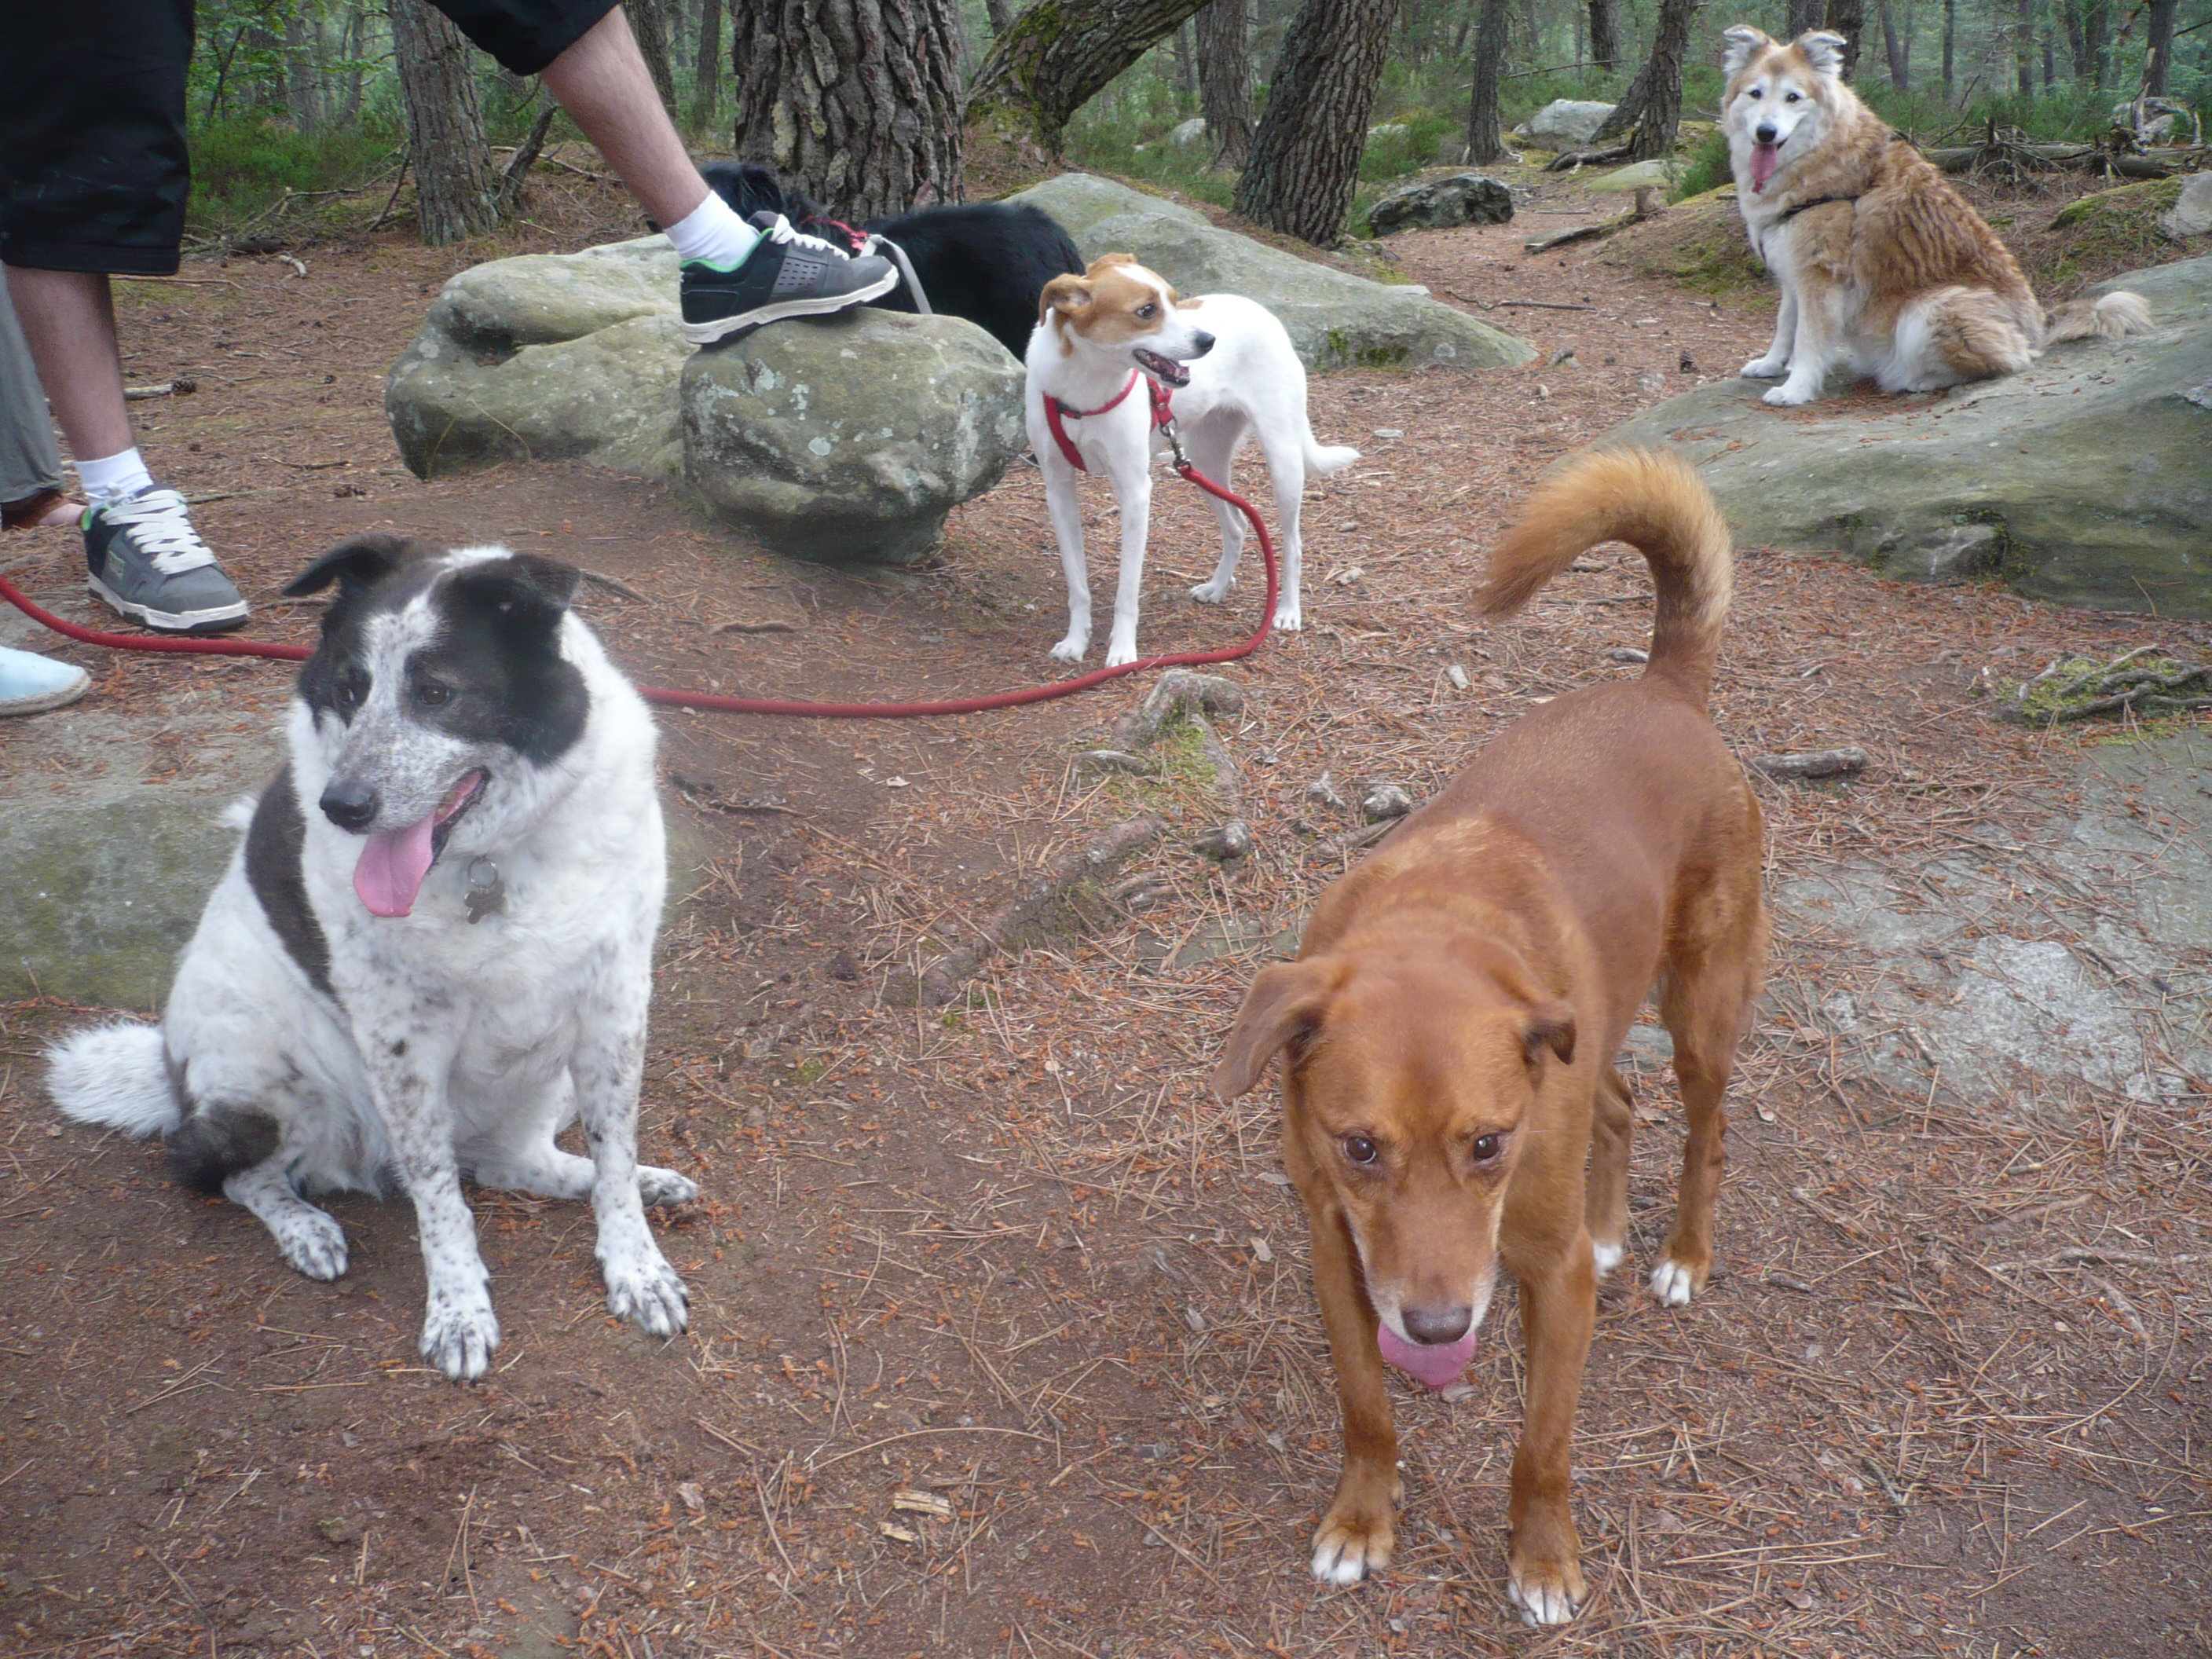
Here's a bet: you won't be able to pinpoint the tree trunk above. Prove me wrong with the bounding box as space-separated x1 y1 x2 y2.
1626 0 1694 159
390 0 503 244
1196 0 1255 167
1788 0 1824 36
1232 0 1397 245
2016 0 2034 95
1175 22 1199 102
969 0 1216 150
1942 0 1954 90
2144 0 2177 95
1588 0 1619 68
2042 29 2055 88
1822 0 1865 77
626 0 678 110
1878 0 1910 86
692 0 722 122
1464 0 1514 164
2088 0 2109 88
731 0 963 219
985 0 1015 32
285 10 324 131
342 4 368 124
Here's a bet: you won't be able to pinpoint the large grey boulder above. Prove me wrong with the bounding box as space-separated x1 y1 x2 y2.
386 236 688 479
1367 173 1514 236
1594 254 2212 617
1516 99 1616 147
1009 174 1533 370
682 308 1027 563
2162 171 2212 240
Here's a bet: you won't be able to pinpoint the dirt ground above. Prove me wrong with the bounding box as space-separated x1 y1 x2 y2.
2 163 2208 1659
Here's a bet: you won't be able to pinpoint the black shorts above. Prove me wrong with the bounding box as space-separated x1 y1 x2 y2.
0 0 616 276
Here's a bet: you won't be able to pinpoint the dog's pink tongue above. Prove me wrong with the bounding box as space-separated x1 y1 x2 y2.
1750 143 1781 193
353 809 438 918
1376 1322 1478 1391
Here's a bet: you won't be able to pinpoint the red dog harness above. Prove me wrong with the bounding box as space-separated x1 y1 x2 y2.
1042 370 1177 471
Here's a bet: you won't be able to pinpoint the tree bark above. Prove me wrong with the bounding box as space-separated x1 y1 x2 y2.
1822 0 1865 77
1878 0 1910 86
1788 0 1824 35
285 10 324 131
390 0 503 244
1196 0 1254 167
1590 0 1694 152
1464 0 1514 164
2016 0 2034 95
691 0 722 123
731 0 963 219
984 0 1015 32
969 0 1215 150
1232 0 1398 246
626 0 677 110
1942 0 1954 90
1588 0 1620 67
2144 0 2177 95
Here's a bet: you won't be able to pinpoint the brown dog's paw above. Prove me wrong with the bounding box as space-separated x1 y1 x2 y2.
1505 1553 1587 1626
1310 1493 1395 1586
1649 1251 1709 1307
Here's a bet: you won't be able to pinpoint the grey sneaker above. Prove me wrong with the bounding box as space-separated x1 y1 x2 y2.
84 487 248 633
680 213 899 344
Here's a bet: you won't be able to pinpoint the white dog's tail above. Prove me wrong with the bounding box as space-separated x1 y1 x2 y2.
2045 290 2152 344
1306 441 1361 478
49 1023 180 1137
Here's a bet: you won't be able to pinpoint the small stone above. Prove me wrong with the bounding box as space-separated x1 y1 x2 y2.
1306 773 1346 811
1074 748 1155 777
1548 346 1577 367
1605 646 1649 664
1192 819 1254 862
1360 782 1414 822
1445 663 1471 690
1372 427 1404 438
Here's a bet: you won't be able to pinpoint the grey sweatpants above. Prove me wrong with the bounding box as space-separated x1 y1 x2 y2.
0 283 64 507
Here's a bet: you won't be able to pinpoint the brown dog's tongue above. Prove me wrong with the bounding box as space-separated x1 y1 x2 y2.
1750 143 1781 193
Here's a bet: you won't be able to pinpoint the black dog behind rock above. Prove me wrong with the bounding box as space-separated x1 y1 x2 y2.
698 162 1082 361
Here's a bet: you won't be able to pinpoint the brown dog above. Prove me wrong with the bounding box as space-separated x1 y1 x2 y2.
1213 448 1768 1624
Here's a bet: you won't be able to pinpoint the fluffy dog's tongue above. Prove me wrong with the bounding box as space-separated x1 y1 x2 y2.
1377 1322 1478 1390
1750 142 1781 193
353 810 439 918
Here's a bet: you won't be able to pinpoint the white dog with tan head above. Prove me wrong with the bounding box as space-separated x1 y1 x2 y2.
1026 254 1358 667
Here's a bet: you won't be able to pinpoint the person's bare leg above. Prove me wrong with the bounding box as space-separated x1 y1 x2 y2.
1 267 133 462
537 7 708 229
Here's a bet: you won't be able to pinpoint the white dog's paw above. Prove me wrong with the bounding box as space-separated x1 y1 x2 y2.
1741 356 1789 379
1506 1572 1584 1627
273 1207 350 1281
1104 635 1140 668
1049 633 1088 664
1591 1239 1624 1280
1650 1257 1700 1308
1188 577 1233 605
605 1251 690 1339
1271 602 1303 632
636 1165 698 1207
1763 382 1818 407
419 1293 500 1381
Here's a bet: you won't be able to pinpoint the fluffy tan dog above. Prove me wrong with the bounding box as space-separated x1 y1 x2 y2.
1722 26 2150 405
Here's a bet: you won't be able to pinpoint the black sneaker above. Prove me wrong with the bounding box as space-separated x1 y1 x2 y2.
680 213 899 345
84 487 249 633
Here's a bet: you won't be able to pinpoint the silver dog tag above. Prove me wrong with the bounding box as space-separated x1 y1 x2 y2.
463 857 506 924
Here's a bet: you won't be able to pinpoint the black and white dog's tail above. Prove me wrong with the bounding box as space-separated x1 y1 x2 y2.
49 1024 180 1137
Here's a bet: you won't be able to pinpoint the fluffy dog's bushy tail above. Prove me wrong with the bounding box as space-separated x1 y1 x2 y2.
1477 447 1734 704
2045 290 2152 344
48 1023 179 1137
1306 440 1360 477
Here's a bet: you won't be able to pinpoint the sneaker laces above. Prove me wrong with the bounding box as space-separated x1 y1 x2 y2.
101 488 218 574
761 214 849 260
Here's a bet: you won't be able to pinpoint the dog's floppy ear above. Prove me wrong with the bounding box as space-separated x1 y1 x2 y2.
1038 272 1092 324
1720 24 1771 77
1520 999 1578 1069
1795 28 1848 73
284 533 419 599
449 553 580 637
1214 958 1340 1101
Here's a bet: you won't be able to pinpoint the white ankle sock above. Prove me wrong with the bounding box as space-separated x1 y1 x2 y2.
76 449 154 503
665 193 761 269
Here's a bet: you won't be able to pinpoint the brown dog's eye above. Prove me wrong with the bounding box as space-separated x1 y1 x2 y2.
1137 302 1157 318
1472 1133 1503 1163
1341 1133 1379 1166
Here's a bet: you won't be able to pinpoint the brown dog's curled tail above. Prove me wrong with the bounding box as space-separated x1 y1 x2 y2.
2043 289 2152 345
1476 446 1734 705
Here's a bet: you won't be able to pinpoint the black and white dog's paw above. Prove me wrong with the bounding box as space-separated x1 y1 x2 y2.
605 1251 690 1338
275 1208 350 1281
636 1164 699 1208
419 1293 501 1381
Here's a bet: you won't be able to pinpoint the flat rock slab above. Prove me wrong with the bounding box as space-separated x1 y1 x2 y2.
1368 173 1514 236
1009 174 1534 372
1596 253 2212 617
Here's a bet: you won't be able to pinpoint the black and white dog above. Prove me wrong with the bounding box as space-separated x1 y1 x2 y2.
48 537 694 1381
699 161 1083 361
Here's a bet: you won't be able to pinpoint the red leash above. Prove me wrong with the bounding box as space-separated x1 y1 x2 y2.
0 432 1275 721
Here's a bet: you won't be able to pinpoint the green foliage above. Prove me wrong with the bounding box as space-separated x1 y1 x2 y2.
186 115 398 234
1671 126 1733 201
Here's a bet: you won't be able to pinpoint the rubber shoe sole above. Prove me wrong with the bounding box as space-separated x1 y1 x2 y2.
88 573 250 635
0 667 91 716
682 266 900 346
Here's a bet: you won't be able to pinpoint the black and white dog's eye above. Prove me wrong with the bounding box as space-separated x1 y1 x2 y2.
335 675 366 709
415 682 452 709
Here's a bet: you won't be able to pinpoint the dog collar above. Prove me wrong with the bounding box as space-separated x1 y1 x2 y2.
1042 372 1175 472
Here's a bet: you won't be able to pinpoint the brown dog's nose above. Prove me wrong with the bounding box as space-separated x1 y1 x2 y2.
1401 1305 1473 1346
